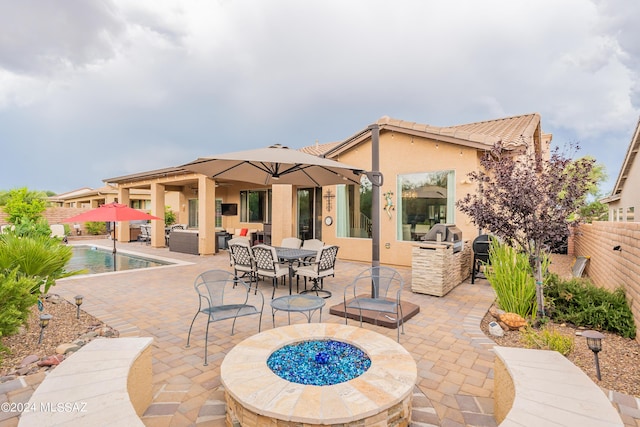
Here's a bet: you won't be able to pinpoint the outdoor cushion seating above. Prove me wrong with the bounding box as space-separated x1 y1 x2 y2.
252 244 289 299
343 266 405 342
50 224 68 243
295 245 338 298
186 270 264 366
281 237 302 249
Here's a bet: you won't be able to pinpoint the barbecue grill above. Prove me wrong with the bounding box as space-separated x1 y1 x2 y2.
421 224 463 253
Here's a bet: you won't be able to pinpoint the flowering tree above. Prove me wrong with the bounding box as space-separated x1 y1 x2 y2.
457 142 595 317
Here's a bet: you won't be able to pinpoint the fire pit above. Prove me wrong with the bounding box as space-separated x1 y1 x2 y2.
221 323 417 426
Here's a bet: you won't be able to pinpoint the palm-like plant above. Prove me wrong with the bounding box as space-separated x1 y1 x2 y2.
0 233 83 295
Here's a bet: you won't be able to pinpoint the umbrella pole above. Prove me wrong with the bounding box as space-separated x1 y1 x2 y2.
112 221 117 272
368 124 383 298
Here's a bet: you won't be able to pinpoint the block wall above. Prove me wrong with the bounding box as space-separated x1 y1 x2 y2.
0 207 96 234
573 222 640 343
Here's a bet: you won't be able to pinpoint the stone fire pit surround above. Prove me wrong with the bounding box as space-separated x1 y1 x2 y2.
221 323 417 426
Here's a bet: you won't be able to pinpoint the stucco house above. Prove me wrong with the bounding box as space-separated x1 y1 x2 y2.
49 185 152 210
102 113 551 267
601 116 640 222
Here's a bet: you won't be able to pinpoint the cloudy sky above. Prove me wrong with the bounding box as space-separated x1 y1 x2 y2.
1 0 639 195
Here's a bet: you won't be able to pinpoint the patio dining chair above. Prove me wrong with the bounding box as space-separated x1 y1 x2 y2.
343 266 405 342
229 241 257 292
295 245 338 298
252 244 289 299
280 237 302 249
138 224 151 245
185 270 264 366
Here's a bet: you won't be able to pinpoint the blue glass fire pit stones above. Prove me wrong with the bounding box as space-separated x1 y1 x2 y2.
267 339 371 386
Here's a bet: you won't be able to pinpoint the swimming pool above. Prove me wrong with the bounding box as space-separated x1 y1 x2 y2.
67 245 174 275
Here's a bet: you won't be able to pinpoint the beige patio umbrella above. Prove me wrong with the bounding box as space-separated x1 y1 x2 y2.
181 144 364 186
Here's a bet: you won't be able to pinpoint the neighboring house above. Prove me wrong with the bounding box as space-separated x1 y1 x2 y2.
601 116 640 222
101 113 551 266
49 185 152 209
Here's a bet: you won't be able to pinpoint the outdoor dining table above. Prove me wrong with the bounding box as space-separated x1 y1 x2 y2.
275 246 318 295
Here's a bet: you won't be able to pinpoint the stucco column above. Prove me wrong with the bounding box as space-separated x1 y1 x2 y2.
118 188 131 243
150 183 166 247
198 175 216 255
271 184 294 246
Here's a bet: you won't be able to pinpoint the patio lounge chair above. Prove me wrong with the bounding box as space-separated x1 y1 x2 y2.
185 270 264 366
343 266 405 342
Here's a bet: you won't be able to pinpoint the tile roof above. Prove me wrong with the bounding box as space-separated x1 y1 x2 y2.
298 141 342 156
310 113 542 158
376 113 540 149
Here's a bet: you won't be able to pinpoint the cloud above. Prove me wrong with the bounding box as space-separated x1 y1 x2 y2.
0 0 638 194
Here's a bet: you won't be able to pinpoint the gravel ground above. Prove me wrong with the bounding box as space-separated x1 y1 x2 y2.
481 253 640 397
0 296 111 377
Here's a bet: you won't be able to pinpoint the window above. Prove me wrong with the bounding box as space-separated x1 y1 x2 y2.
131 200 150 210
215 199 222 228
619 207 624 222
396 170 455 241
627 207 635 222
188 199 198 228
336 175 372 238
240 189 272 223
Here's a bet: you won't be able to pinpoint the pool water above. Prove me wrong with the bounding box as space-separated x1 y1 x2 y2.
267 339 371 386
67 246 172 274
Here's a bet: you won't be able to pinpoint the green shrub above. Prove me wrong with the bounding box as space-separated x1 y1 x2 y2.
521 325 574 355
486 240 537 318
165 206 176 227
0 269 38 337
0 234 80 295
545 276 636 338
85 221 106 235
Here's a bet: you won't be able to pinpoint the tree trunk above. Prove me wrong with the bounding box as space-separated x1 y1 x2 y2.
534 249 545 318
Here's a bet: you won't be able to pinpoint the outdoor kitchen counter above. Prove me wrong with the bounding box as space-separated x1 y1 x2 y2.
411 240 471 296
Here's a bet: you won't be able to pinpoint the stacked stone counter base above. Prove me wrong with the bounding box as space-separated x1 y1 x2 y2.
411 241 471 296
221 323 417 427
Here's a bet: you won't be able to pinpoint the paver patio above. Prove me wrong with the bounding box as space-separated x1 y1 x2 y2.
1 239 639 427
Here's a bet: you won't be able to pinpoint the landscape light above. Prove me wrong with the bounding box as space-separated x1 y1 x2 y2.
75 295 84 319
39 314 53 345
583 330 605 381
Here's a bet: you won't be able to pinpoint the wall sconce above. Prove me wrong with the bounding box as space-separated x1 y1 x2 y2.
583 330 604 380
39 314 52 344
613 245 622 252
75 295 84 319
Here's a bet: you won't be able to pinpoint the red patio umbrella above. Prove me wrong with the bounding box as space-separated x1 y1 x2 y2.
63 202 161 271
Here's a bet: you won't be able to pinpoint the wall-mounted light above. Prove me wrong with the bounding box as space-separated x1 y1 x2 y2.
613 245 622 252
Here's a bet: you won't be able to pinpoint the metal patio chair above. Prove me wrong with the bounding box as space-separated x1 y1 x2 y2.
229 241 258 292
343 266 405 342
186 270 264 366
252 244 289 299
295 245 338 298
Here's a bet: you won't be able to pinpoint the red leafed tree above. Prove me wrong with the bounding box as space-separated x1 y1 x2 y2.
457 142 595 317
